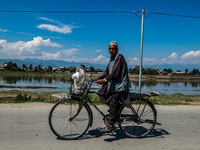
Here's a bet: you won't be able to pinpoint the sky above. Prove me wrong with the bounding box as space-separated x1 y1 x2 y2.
0 0 200 69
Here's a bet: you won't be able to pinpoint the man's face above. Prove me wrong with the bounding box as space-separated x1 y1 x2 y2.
109 44 118 56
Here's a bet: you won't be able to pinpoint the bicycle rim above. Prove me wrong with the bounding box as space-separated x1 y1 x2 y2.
49 99 90 140
119 99 156 138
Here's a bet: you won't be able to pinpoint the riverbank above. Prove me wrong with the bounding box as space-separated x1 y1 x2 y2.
0 90 199 105
1 71 200 82
89 73 200 82
0 70 71 77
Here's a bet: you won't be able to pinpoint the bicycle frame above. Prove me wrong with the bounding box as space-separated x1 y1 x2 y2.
71 79 142 126
72 75 162 130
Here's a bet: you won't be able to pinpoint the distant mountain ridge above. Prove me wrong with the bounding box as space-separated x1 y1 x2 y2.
0 58 107 69
0 59 200 71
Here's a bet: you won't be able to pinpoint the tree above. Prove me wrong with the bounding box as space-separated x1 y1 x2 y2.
163 68 172 73
29 64 33 71
145 68 158 75
163 68 168 72
47 65 53 72
69 66 76 73
89 66 94 72
5 61 18 71
38 64 41 71
22 64 27 71
80 64 86 69
167 68 173 73
191 68 199 76
185 69 188 73
129 66 140 74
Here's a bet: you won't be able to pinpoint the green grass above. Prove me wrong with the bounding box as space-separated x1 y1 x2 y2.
87 93 104 105
0 90 200 105
0 90 61 103
150 94 200 105
0 70 72 77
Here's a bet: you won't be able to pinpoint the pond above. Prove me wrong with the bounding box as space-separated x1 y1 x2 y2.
0 75 200 95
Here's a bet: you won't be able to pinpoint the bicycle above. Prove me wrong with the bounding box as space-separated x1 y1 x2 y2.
49 77 161 140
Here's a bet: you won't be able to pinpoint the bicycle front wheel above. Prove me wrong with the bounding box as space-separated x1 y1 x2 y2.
119 99 156 138
49 98 91 140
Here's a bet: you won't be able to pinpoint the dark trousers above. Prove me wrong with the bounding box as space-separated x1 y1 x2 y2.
99 90 131 126
107 92 123 126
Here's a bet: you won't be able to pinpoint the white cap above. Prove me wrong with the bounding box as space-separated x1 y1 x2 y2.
109 41 118 48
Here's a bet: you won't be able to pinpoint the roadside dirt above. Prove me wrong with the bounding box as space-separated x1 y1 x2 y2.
0 102 200 109
0 102 54 108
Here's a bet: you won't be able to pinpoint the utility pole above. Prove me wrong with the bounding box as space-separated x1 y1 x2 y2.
139 9 145 93
41 59 42 69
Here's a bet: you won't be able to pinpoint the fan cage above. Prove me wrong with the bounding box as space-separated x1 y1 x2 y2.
69 84 87 97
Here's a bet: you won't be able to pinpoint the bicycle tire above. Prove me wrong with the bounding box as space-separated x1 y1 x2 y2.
49 98 91 140
118 99 156 138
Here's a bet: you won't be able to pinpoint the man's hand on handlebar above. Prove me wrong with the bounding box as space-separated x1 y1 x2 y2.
96 79 105 84
92 78 106 84
92 78 97 81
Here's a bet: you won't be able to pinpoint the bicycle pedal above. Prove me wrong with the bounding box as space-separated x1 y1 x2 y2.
154 122 162 125
104 131 116 136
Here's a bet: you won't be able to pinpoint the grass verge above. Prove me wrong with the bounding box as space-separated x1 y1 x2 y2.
0 90 200 105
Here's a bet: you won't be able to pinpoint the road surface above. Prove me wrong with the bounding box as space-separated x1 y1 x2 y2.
0 103 200 150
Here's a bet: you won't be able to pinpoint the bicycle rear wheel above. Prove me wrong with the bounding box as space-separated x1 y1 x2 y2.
119 99 156 138
49 98 90 140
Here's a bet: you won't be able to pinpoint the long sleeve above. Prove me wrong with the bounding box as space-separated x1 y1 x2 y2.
104 54 124 81
97 66 109 80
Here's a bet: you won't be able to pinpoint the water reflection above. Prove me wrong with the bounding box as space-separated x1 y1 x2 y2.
130 81 200 95
1 75 73 85
0 75 200 94
0 75 73 92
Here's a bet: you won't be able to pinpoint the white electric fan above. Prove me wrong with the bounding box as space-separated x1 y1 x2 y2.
71 66 86 96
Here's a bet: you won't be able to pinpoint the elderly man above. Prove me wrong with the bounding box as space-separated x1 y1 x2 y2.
93 41 131 133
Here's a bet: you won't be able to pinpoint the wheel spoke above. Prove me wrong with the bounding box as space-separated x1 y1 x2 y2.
119 99 156 138
49 99 90 140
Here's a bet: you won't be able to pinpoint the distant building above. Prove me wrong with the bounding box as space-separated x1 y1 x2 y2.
172 71 187 75
159 71 168 75
53 67 66 72
0 64 4 71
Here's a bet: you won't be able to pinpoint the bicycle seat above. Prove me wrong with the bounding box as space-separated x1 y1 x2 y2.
130 93 151 99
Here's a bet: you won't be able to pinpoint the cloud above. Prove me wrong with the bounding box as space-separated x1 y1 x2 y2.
37 24 74 34
91 55 109 64
64 55 109 64
96 50 102 53
36 17 78 34
181 50 200 59
65 57 89 63
61 48 78 56
38 17 60 23
180 50 200 64
17 32 37 36
0 28 9 32
127 57 139 65
41 52 60 60
0 36 62 59
127 57 170 66
143 58 157 65
169 52 178 59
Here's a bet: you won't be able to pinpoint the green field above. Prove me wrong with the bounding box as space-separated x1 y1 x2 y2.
0 70 71 77
0 90 199 105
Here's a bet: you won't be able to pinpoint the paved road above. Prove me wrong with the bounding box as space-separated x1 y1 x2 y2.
0 103 200 150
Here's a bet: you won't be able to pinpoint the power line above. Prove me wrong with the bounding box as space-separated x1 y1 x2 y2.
0 9 200 19
133 12 142 18
0 10 140 14
146 10 200 19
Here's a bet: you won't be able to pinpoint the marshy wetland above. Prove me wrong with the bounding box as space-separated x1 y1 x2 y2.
0 71 200 105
